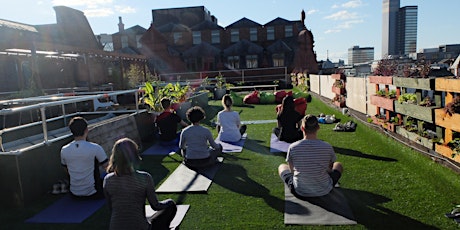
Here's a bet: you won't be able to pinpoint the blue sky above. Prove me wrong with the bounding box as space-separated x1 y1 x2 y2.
2 0 459 63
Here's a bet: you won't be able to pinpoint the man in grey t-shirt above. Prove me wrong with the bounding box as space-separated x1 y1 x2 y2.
278 114 343 198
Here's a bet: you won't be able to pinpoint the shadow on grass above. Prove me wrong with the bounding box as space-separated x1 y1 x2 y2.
243 138 276 155
213 162 285 213
341 188 438 229
141 155 175 186
333 146 397 162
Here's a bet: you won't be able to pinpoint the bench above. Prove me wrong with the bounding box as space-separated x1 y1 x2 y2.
229 84 278 92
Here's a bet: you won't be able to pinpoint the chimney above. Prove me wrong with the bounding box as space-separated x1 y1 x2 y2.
118 16 124 32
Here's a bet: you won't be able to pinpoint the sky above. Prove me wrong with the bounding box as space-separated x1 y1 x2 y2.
2 0 459 64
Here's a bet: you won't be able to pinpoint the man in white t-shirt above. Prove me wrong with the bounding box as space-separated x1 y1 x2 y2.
61 117 108 199
278 114 343 198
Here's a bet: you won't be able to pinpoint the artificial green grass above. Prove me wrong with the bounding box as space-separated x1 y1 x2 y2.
3 96 460 229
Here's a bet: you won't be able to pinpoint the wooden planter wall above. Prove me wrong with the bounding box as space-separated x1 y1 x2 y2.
369 75 396 124
434 77 460 163
331 73 346 108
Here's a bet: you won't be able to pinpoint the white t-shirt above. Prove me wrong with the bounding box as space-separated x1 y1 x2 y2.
61 140 107 196
216 110 241 142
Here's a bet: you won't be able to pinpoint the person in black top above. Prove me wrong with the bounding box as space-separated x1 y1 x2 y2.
273 95 303 143
155 97 187 143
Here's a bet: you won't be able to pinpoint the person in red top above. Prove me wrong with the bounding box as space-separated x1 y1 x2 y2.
155 97 188 143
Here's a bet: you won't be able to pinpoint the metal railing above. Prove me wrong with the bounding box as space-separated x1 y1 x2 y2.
0 89 142 153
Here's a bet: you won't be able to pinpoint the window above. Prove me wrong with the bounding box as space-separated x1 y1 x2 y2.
231 29 239 43
211 30 220 44
285 25 293 37
136 35 142 48
272 53 285 67
246 55 258 68
121 35 128 48
103 42 114 52
266 26 274 40
173 32 182 44
228 56 240 69
250 28 257 41
187 58 198 71
192 31 201 45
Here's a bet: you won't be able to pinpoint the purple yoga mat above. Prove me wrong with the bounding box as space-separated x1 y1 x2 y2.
25 195 105 223
142 140 180 156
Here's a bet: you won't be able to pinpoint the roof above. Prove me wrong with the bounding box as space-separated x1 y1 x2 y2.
113 25 147 35
0 19 38 33
224 39 263 56
226 17 261 29
156 23 191 33
183 42 220 58
191 20 223 30
266 39 292 53
449 54 460 70
265 17 291 26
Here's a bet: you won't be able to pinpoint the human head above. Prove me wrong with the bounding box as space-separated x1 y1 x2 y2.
69 117 88 137
222 94 233 109
107 138 141 175
186 106 205 123
281 95 295 112
302 114 320 134
160 97 171 110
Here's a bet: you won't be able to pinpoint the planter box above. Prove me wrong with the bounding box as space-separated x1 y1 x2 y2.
370 95 394 111
393 77 434 90
435 144 460 163
369 75 393 85
396 126 434 149
435 77 460 92
371 116 396 132
331 73 345 80
394 103 437 123
332 86 345 95
334 100 346 108
435 109 460 132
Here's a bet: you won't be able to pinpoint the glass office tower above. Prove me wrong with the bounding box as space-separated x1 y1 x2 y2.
382 0 417 57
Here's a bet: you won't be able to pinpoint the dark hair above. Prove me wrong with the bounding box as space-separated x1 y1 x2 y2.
280 95 295 115
222 94 233 109
186 106 205 123
107 138 140 175
69 117 88 137
302 114 319 134
160 97 171 110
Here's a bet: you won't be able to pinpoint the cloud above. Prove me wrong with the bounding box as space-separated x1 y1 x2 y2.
342 0 363 8
336 19 364 29
324 10 358 20
324 29 341 34
52 0 113 7
306 9 318 15
332 4 340 9
83 8 114 17
115 5 136 14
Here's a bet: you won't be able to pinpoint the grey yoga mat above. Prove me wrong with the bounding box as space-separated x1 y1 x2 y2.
145 204 190 229
156 157 223 193
284 185 357 225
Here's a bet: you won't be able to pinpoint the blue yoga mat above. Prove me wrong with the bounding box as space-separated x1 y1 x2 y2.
270 133 291 153
215 133 247 153
25 195 105 223
142 140 180 156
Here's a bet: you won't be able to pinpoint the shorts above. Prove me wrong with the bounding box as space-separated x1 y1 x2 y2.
280 169 342 198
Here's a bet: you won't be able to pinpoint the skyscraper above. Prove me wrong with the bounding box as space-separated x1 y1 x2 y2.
382 0 417 58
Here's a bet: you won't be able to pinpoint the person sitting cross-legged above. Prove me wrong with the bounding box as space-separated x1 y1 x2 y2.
216 94 247 142
278 114 343 198
155 97 188 144
179 106 222 169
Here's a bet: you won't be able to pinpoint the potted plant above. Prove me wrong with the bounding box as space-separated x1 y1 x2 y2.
214 73 227 100
332 80 345 94
397 93 417 104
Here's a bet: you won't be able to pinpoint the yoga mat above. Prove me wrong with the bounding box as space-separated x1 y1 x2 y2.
156 157 223 193
25 195 105 223
270 133 291 153
215 133 247 153
142 140 179 156
284 185 357 225
241 119 277 125
145 204 190 230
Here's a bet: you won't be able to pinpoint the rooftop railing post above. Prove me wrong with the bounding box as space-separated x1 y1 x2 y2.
40 107 49 144
135 90 139 112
